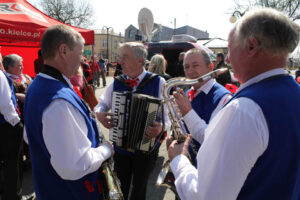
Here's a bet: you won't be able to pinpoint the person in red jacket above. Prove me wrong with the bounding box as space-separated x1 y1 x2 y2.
88 56 100 87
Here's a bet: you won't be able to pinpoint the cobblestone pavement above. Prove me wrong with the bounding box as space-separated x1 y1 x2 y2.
19 75 175 200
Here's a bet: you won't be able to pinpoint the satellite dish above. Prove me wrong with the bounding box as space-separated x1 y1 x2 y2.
138 8 154 42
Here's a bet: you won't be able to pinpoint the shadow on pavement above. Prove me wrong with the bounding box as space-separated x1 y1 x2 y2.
147 156 171 200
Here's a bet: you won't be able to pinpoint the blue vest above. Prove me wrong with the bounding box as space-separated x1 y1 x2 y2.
187 82 230 165
24 76 102 200
189 82 230 123
113 72 161 155
0 72 18 124
230 75 300 200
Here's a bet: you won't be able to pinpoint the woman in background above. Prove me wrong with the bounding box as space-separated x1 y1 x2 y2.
149 54 171 81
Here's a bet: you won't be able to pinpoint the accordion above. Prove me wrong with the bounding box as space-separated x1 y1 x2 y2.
109 91 162 153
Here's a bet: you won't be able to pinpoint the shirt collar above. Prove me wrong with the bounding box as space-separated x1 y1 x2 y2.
236 68 286 93
39 73 73 88
194 78 216 95
5 72 19 79
126 69 147 87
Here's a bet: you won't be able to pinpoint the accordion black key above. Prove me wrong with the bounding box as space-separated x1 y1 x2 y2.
110 91 162 153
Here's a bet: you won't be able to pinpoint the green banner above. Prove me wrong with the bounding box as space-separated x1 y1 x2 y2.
84 50 92 56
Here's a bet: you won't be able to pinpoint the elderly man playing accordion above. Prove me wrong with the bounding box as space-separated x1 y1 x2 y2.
168 8 300 200
95 42 170 200
24 25 113 200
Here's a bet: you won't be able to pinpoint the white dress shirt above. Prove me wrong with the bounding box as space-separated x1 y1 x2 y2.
24 73 112 180
0 70 20 126
183 79 231 143
94 69 170 129
170 68 286 200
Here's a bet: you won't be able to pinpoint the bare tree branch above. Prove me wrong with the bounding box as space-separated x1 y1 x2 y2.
231 0 300 21
38 0 94 28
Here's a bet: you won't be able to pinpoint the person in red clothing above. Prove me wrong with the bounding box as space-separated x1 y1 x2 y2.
81 57 93 84
88 56 101 87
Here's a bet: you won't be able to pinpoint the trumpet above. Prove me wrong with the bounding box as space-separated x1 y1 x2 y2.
156 68 229 197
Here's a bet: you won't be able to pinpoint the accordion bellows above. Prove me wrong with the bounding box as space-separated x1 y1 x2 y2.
110 91 162 153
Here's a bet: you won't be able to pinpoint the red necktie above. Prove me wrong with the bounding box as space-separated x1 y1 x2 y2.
125 78 139 88
188 89 197 100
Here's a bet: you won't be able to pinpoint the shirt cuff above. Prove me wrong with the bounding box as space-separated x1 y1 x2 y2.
96 144 112 161
170 154 191 179
184 109 200 130
6 115 20 126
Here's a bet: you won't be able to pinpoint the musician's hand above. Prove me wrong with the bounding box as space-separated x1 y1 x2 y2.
173 89 192 116
96 112 113 129
166 135 174 150
168 134 192 161
16 93 26 103
146 121 163 139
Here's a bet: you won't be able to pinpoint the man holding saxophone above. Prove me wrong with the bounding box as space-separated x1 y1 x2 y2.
171 48 231 149
168 8 300 200
24 25 113 200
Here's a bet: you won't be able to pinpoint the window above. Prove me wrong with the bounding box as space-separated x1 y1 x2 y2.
129 29 135 39
114 40 118 49
102 39 107 47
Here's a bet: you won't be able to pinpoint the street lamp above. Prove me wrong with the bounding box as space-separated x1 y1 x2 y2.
171 18 176 35
102 26 113 61
229 11 245 23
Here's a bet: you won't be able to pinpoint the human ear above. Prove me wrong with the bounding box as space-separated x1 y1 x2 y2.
247 36 259 56
58 44 68 57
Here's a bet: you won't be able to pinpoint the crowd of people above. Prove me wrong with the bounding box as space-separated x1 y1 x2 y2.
0 7 300 200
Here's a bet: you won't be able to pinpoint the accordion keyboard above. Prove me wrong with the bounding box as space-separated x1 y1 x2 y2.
110 91 127 147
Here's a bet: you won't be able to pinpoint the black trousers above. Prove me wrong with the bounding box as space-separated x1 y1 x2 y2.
113 151 156 200
0 122 23 200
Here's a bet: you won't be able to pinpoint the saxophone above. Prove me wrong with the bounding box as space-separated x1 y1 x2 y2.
82 77 124 200
98 134 124 200
156 68 229 197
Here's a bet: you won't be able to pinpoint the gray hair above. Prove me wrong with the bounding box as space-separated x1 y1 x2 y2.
3 54 23 70
119 42 148 65
149 54 166 75
41 24 85 59
234 8 300 55
184 48 211 67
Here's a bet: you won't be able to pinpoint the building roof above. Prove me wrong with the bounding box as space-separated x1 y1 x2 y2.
198 38 228 49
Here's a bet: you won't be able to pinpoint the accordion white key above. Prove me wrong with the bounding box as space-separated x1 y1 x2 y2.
109 91 162 153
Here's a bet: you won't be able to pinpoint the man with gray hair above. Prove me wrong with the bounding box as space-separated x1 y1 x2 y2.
24 25 113 200
95 42 170 200
0 57 23 200
168 8 300 200
171 48 231 166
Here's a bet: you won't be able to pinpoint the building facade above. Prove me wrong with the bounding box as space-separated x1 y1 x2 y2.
125 24 209 42
84 29 125 62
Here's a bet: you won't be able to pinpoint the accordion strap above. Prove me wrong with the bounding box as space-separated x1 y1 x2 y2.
115 73 159 92
115 75 133 91
135 73 158 93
